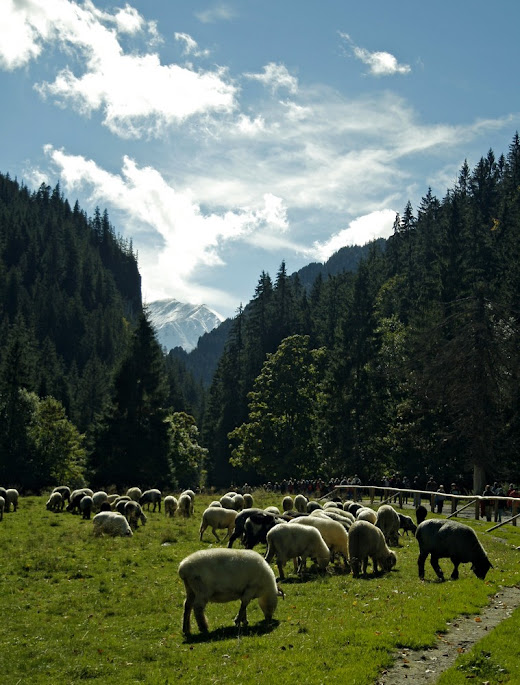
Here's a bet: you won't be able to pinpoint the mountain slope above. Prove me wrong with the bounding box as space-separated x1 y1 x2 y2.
147 299 224 352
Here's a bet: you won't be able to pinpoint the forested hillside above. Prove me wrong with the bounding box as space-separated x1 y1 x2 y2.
202 135 520 492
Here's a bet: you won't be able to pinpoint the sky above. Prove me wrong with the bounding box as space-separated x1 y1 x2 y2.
1 1 519 319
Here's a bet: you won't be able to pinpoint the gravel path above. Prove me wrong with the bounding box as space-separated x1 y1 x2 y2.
375 585 520 684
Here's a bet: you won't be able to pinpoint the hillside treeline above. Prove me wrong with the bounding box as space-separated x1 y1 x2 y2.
202 135 520 492
0 175 203 490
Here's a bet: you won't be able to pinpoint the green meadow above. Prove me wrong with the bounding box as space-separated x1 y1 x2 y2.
2 492 520 684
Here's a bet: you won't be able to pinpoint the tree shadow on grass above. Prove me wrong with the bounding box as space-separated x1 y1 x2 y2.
183 619 280 644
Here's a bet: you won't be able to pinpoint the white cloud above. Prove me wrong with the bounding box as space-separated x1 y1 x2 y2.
312 210 397 262
174 32 210 58
195 4 237 24
340 33 411 76
244 62 298 94
42 146 292 305
0 0 236 137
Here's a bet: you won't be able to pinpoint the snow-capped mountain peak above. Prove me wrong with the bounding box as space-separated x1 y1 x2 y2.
147 299 225 353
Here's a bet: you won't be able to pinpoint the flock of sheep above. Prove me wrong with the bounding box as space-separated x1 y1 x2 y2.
37 485 492 636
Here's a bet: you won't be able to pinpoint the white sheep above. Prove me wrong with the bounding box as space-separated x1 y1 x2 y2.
348 520 397 577
208 500 222 508
199 507 238 542
181 490 196 515
232 493 245 511
265 522 330 579
289 516 349 568
282 496 293 513
178 493 193 518
124 500 147 529
0 495 5 521
323 501 340 510
243 493 254 508
92 491 108 513
219 494 235 509
179 548 281 635
46 491 63 512
356 507 377 525
107 494 120 504
139 489 162 512
52 485 71 503
294 494 308 512
5 488 19 512
164 495 178 517
376 504 400 546
264 506 281 515
306 501 322 513
126 487 142 502
92 511 133 537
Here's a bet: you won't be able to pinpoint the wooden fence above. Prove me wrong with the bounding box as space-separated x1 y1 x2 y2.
326 484 520 529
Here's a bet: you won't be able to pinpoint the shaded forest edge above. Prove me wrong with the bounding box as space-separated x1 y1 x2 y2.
2 133 520 492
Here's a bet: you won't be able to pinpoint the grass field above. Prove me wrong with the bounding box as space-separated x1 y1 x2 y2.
2 491 520 684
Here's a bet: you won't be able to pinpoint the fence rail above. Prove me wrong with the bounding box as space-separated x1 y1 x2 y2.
325 484 520 526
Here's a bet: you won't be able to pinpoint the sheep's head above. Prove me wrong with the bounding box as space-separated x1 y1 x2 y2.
383 551 397 572
472 556 492 580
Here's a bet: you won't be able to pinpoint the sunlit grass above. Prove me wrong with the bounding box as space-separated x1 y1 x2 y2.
0 491 519 683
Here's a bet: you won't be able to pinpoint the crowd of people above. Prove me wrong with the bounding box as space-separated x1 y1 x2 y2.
237 473 520 524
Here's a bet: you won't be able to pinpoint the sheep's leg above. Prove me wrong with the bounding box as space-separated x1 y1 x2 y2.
277 560 285 580
371 557 379 574
430 554 445 580
362 556 369 575
211 527 221 542
193 601 209 633
418 552 428 579
234 600 249 627
450 558 460 580
182 590 195 635
199 523 206 541
297 555 306 575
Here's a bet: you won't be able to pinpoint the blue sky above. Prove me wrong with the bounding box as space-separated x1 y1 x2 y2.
1 1 519 318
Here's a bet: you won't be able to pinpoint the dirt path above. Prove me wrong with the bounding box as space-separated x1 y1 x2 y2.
376 585 520 684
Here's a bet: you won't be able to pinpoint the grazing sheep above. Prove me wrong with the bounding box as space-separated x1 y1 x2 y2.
52 486 71 504
0 495 5 521
376 504 400 546
139 489 162 512
232 493 245 511
178 493 193 518
92 491 109 513
99 502 112 512
199 507 237 542
0 487 7 503
289 515 349 568
264 506 280 515
282 496 293 513
265 522 330 580
219 495 235 510
323 501 340 510
79 495 93 520
126 487 142 502
92 511 133 537
348 520 397 577
179 548 281 635
228 508 268 548
347 502 364 517
107 494 120 504
164 495 178 517
243 493 254 508
356 507 377 525
319 509 353 530
208 500 222 508
306 501 322 513
294 494 308 513
181 490 196 515
416 504 428 525
398 513 417 536
46 491 64 512
67 489 89 514
124 501 147 529
323 508 355 523
243 511 284 549
416 519 492 581
5 488 19 512
115 499 128 515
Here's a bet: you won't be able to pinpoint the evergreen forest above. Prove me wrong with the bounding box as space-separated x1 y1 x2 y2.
2 134 520 494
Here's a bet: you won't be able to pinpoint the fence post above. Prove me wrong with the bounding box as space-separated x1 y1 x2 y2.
475 499 480 520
